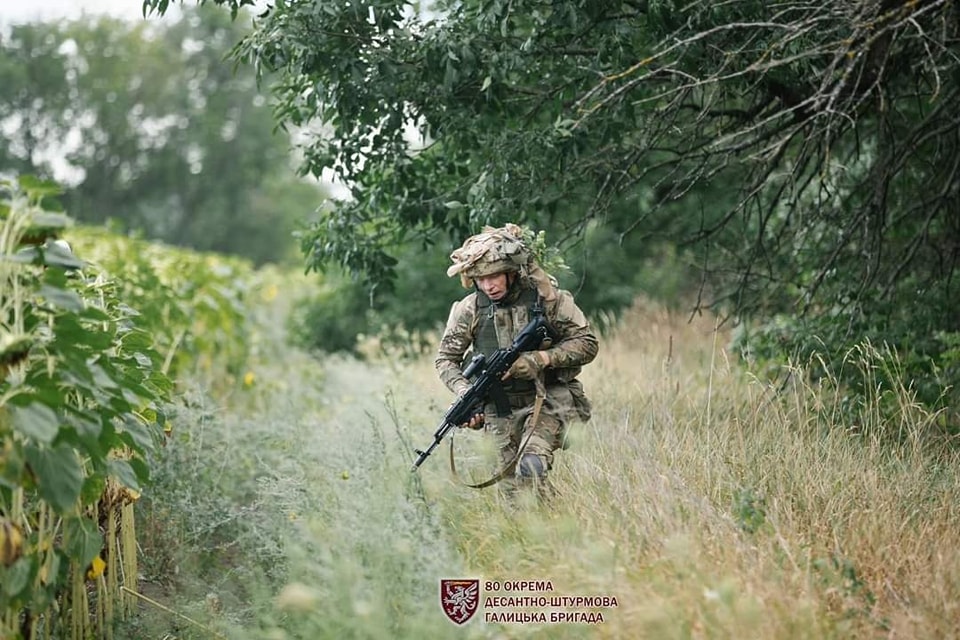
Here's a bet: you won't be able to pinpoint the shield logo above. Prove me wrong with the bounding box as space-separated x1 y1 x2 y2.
440 579 480 625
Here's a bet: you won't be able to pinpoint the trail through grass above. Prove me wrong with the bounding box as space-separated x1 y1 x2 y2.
128 293 960 640
128 337 501 639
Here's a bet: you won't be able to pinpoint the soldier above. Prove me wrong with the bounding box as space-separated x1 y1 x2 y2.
435 223 599 498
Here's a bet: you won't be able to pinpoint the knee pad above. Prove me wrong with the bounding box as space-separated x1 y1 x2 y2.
518 453 546 479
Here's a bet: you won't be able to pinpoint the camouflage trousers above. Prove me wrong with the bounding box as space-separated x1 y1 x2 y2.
483 384 578 498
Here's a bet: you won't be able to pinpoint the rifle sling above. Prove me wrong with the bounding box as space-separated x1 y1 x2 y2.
449 380 546 489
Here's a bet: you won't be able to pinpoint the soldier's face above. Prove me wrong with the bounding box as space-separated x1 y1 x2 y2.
475 272 510 301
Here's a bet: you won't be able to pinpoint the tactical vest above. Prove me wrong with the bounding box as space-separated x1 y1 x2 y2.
474 283 554 396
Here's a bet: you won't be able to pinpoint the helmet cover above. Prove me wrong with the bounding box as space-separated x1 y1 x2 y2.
446 223 529 286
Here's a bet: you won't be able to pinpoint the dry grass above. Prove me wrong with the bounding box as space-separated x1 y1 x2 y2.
137 294 959 639
397 298 960 639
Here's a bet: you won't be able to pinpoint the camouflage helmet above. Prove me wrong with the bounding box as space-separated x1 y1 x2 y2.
446 223 530 287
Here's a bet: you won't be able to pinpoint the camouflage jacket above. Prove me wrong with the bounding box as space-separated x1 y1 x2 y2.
435 280 599 396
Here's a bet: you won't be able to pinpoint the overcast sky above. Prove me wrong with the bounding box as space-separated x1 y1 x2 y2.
0 0 173 25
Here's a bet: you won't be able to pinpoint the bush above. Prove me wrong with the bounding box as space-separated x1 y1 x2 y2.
287 275 373 356
733 285 960 435
288 224 703 356
0 175 169 638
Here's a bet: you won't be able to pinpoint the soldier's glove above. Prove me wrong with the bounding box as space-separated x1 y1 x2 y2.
506 351 549 381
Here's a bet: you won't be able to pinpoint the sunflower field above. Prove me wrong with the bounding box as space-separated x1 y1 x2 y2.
0 175 260 638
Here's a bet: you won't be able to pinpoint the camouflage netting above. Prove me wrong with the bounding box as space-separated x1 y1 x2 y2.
447 223 558 301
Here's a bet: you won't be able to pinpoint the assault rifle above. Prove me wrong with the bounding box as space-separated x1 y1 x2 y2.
411 309 549 471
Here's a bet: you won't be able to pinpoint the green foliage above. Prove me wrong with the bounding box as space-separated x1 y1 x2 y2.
559 223 700 325
128 330 468 638
131 280 960 638
135 0 757 308
731 486 766 534
287 272 374 356
67 225 256 381
810 554 883 628
142 0 960 423
0 172 272 635
285 226 672 358
519 226 570 279
164 0 664 284
734 279 960 432
287 235 465 356
0 176 169 635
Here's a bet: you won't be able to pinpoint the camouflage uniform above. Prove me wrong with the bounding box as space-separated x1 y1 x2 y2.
435 224 598 495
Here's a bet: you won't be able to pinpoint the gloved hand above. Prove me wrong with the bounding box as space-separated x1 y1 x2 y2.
505 351 548 381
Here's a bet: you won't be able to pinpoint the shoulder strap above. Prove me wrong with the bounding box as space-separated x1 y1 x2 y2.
448 378 546 489
535 294 562 344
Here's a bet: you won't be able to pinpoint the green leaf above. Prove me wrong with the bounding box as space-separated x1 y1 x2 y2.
133 352 153 367
28 211 71 230
25 444 83 514
0 441 25 490
11 404 59 444
53 314 113 351
40 241 84 269
107 459 141 491
18 175 63 198
63 516 103 568
117 416 156 455
78 306 110 322
127 456 151 485
1 556 35 599
147 371 174 394
120 330 154 350
63 406 103 440
88 363 118 390
81 474 106 507
2 247 39 264
13 379 63 410
39 284 84 312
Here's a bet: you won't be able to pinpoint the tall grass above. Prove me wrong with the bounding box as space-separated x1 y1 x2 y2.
126 271 493 638
134 295 960 639
418 300 960 639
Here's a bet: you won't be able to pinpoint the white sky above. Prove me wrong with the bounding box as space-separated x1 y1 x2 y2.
0 0 160 25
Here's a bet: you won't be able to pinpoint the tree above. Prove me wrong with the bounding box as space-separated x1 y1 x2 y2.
136 0 957 302
144 0 960 416
0 22 72 178
0 7 326 265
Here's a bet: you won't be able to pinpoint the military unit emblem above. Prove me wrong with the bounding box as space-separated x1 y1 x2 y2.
440 579 480 625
